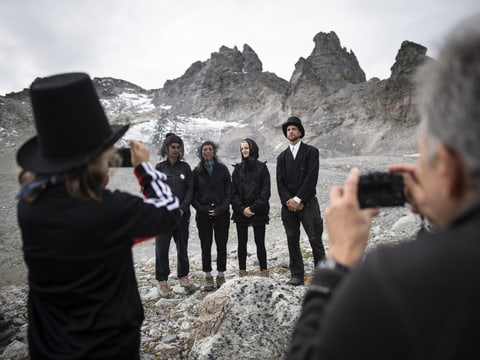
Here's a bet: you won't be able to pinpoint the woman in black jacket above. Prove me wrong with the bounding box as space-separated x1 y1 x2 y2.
231 138 271 277
192 141 231 290
16 73 180 360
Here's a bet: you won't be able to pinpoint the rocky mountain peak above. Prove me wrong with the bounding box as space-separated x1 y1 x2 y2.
153 43 287 120
390 40 428 82
1 31 427 164
242 44 263 73
93 77 150 98
373 40 428 129
284 31 367 118
312 31 342 51
309 31 366 88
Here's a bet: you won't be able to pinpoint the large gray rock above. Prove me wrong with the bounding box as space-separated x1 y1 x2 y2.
189 277 304 360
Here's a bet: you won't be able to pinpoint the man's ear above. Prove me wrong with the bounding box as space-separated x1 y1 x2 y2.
436 143 467 197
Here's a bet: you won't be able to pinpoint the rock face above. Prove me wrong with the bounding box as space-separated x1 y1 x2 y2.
190 277 303 360
149 32 426 160
154 44 288 121
304 39 428 158
383 41 429 126
286 31 366 117
0 31 428 162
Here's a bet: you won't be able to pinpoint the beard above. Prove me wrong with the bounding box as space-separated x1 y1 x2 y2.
288 134 299 142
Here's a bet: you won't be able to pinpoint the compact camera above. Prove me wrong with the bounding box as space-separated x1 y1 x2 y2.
110 147 132 167
357 172 405 208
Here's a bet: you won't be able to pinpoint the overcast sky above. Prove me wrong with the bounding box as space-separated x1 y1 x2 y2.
1 0 479 95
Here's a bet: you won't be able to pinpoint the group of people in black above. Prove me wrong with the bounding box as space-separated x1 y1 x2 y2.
13 70 324 358
153 115 325 296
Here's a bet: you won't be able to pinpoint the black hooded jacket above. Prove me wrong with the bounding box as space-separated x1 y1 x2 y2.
231 157 270 225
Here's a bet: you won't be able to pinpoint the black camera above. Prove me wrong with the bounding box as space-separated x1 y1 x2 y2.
110 148 132 167
357 172 405 208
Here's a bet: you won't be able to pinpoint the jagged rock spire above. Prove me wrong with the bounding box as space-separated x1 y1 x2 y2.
291 31 366 92
390 41 428 82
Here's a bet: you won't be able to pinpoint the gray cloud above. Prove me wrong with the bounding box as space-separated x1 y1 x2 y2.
1 0 479 94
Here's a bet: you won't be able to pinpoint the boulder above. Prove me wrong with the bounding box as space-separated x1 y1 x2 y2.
190 276 304 360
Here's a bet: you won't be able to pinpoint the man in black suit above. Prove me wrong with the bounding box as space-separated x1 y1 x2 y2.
277 116 325 285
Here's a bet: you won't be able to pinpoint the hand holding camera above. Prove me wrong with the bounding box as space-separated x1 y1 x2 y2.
128 140 149 167
114 140 149 167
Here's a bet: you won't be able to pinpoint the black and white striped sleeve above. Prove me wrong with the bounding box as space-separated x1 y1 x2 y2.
133 162 180 211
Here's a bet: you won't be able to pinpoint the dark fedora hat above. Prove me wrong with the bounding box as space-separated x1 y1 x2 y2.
282 116 305 138
16 72 129 174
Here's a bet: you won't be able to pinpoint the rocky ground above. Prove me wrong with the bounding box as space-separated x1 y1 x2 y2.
0 151 422 359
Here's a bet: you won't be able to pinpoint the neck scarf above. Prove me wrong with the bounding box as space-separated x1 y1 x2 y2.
205 160 214 175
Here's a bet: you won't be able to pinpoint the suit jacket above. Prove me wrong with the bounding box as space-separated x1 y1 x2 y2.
276 142 319 206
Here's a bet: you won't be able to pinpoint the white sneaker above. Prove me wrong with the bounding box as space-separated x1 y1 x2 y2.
179 276 198 294
157 281 169 298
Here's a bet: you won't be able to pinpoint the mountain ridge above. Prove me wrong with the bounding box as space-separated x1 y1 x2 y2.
1 30 428 162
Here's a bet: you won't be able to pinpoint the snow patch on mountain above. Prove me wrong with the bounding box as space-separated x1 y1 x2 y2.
118 115 245 156
101 92 155 115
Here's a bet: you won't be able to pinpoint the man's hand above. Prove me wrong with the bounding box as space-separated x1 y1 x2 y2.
388 163 426 215
128 140 149 167
325 168 378 267
243 207 255 217
286 199 304 212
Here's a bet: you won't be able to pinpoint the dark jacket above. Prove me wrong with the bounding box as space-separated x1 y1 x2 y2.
192 161 231 216
156 159 193 215
231 158 270 224
288 198 480 359
277 142 319 205
18 162 180 359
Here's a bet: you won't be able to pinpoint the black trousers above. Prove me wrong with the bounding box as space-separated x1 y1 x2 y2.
281 197 325 278
155 214 190 281
196 211 230 273
236 222 267 271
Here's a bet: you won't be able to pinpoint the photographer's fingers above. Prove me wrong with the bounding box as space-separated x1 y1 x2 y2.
389 163 425 214
329 185 343 202
364 207 380 220
343 167 361 204
388 163 416 174
402 172 425 214
128 140 150 167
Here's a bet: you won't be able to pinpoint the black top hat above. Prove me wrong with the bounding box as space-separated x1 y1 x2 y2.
16 73 129 174
282 116 305 138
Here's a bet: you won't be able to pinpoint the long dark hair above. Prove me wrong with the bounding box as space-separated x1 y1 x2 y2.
195 140 219 170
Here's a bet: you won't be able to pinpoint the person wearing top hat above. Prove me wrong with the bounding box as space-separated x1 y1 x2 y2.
276 116 325 285
16 72 180 359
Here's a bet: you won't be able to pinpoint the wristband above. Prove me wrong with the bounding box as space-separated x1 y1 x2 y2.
317 256 350 274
